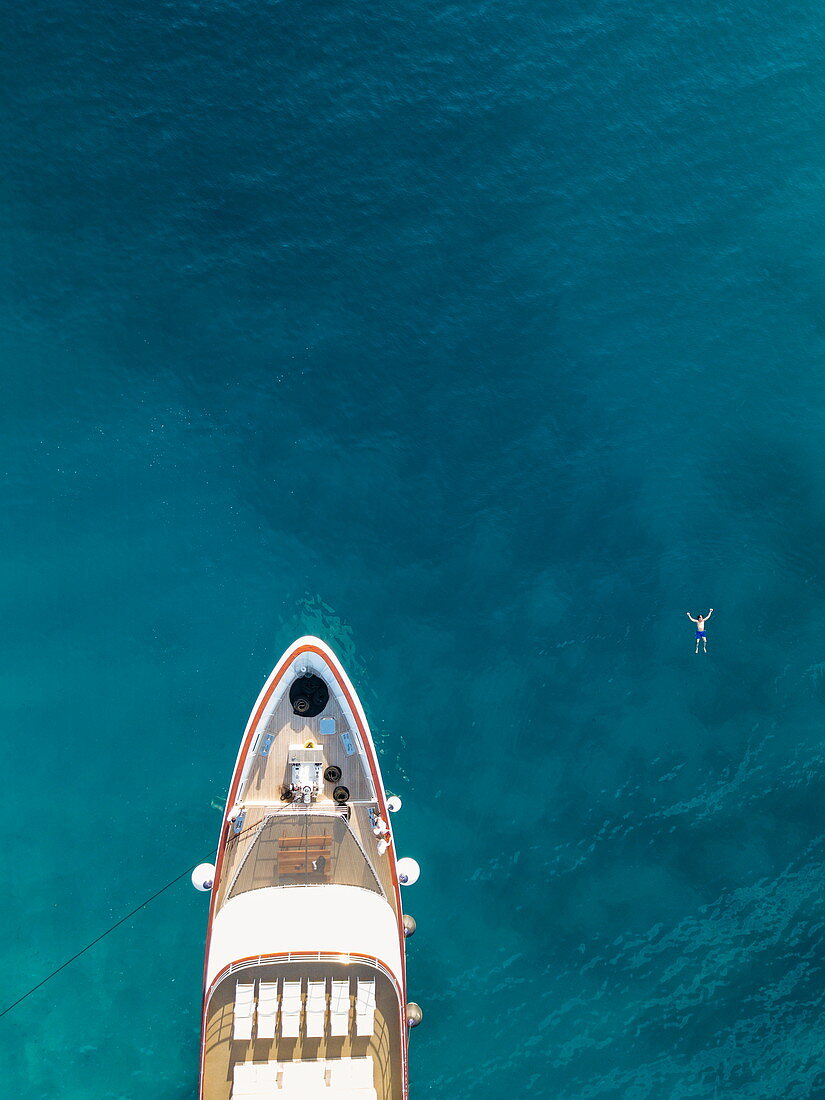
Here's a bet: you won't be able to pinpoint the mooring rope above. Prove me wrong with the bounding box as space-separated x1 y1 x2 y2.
0 845 215 1021
0 803 315 1020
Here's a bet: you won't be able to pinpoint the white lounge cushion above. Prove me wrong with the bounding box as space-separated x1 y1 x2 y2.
328 1057 375 1090
280 1092 376 1100
233 982 255 1041
355 978 376 1037
276 1092 328 1100
306 979 327 1038
281 1060 326 1090
321 1090 378 1100
281 980 302 1038
232 1060 279 1095
329 979 350 1037
234 1092 289 1100
256 981 279 1040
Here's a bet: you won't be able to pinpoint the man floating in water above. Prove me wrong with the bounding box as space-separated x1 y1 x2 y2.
686 608 713 653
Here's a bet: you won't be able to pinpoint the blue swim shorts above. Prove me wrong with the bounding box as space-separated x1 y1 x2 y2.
696 631 706 639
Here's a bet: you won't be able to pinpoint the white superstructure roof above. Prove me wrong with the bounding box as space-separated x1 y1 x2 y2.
206 885 403 990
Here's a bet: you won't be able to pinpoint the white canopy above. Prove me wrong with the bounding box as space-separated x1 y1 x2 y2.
206 885 403 989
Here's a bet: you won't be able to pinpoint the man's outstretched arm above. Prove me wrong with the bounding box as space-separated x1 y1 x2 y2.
686 612 697 622
704 608 714 620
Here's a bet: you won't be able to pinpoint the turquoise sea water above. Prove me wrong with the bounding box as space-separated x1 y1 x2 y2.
4 0 825 1095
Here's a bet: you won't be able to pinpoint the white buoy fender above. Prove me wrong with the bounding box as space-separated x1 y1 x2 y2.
406 1002 424 1027
396 857 420 886
192 863 216 892
387 795 402 813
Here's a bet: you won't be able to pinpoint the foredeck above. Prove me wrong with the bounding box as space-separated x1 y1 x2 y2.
243 687 376 806
213 686 397 914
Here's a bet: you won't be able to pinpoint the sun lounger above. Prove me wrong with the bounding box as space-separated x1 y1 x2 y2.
329 978 350 1036
355 978 376 1037
281 980 303 1038
280 1060 326 1091
305 979 327 1038
328 1056 376 1090
348 1057 375 1089
276 1092 330 1100
256 981 278 1040
232 1061 279 1095
233 981 255 1041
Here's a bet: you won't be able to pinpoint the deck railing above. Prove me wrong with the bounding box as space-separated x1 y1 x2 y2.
205 950 404 1017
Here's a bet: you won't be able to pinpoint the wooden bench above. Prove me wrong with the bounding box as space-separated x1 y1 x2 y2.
277 834 333 881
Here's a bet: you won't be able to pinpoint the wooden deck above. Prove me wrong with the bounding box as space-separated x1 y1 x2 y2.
202 960 404 1100
243 688 375 806
214 688 397 913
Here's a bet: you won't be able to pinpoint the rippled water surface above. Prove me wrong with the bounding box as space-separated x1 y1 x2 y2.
3 0 825 1095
